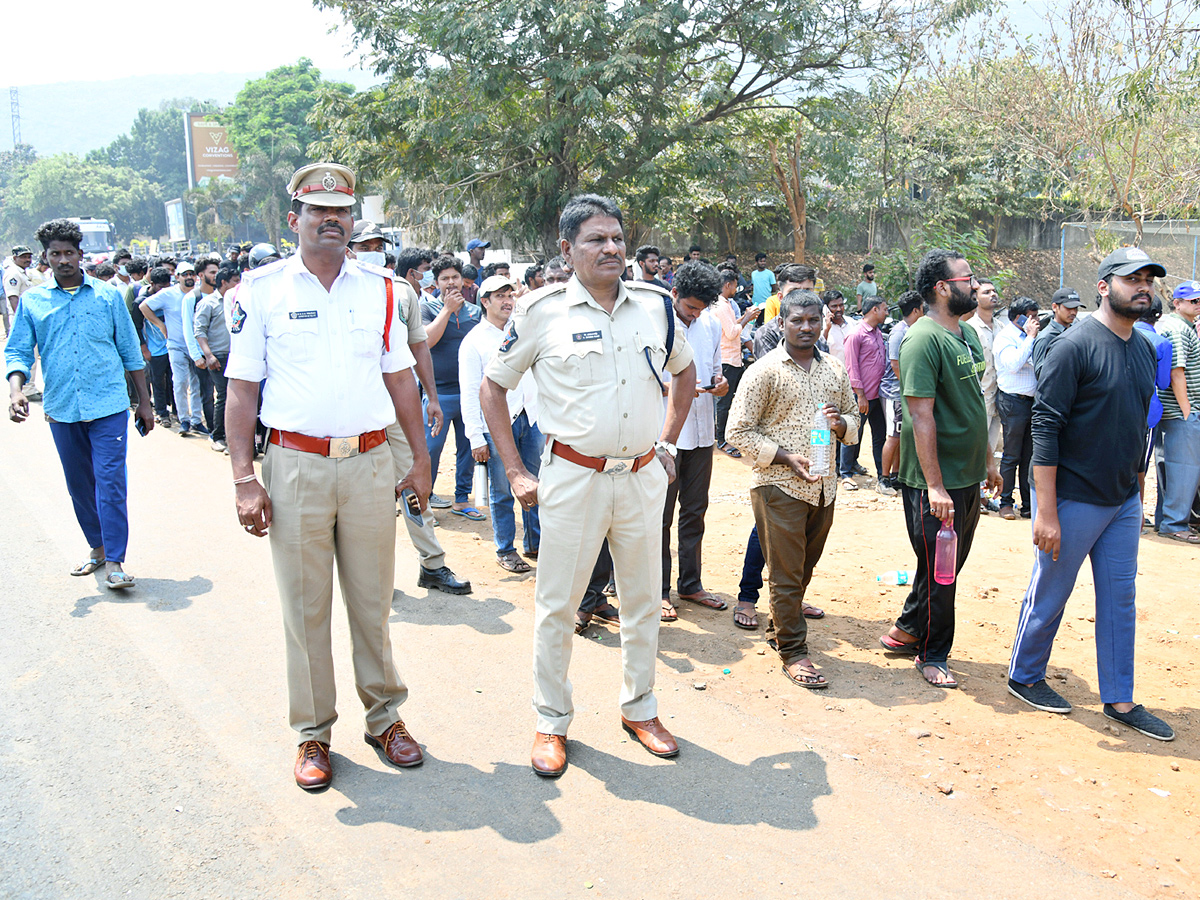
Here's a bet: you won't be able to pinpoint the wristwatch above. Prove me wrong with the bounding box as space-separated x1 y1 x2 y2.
655 441 677 458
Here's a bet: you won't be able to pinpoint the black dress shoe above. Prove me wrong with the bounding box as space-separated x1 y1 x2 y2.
417 566 472 595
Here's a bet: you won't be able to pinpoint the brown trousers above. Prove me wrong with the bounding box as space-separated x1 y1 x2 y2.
750 484 836 664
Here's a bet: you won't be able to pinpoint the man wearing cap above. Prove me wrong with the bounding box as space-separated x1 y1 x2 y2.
4 245 34 336
1154 279 1200 543
225 162 433 790
140 262 205 436
479 194 696 777
1007 246 1174 741
350 223 471 595
467 239 490 285
1032 287 1081 378
460 274 541 573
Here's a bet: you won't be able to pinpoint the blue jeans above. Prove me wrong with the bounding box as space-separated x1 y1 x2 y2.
484 412 542 555
423 392 473 503
737 526 765 604
1009 491 1141 704
1157 413 1200 534
167 347 201 427
48 410 131 562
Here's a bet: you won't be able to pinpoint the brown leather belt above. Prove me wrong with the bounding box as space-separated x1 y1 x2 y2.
269 428 388 459
551 440 656 474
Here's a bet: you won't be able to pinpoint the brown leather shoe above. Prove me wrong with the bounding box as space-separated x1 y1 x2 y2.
294 740 332 790
531 732 568 777
621 716 679 758
364 720 424 768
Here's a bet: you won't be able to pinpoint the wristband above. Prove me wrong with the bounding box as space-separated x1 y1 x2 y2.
233 474 258 485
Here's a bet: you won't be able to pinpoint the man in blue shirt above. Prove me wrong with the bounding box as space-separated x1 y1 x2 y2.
6 218 153 589
140 261 205 437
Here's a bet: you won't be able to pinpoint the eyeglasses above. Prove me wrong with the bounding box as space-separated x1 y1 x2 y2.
941 275 977 284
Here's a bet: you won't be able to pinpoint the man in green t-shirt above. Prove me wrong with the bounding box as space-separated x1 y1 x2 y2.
879 248 1001 687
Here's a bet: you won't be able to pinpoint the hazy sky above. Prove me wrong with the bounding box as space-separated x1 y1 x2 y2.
1 0 362 86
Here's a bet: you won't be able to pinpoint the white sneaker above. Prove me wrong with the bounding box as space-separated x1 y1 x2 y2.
210 439 227 452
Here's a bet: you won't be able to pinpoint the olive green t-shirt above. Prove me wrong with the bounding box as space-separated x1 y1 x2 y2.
898 315 989 491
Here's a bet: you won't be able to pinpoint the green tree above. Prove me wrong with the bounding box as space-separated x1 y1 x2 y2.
222 59 354 247
0 155 160 243
311 0 902 256
187 178 247 249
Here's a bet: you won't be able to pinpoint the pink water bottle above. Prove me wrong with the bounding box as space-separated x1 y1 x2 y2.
933 518 957 585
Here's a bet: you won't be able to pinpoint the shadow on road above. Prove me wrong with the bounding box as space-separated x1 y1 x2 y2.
332 751 562 842
390 590 515 635
570 738 829 829
70 575 213 618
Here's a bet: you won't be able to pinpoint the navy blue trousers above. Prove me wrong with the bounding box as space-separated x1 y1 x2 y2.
48 411 131 563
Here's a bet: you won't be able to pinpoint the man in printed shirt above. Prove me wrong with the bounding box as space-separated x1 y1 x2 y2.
6 219 154 588
727 289 858 689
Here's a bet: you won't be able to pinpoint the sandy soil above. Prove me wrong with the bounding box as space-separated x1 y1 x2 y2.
439 451 1199 898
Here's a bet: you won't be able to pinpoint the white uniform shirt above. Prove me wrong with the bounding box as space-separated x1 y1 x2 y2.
4 263 31 304
459 317 539 450
225 255 415 437
663 308 721 450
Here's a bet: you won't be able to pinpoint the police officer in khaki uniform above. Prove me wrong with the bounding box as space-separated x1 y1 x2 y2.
225 163 433 791
480 194 697 776
347 221 471 594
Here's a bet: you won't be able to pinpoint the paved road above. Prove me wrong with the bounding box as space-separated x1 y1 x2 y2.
0 412 1140 899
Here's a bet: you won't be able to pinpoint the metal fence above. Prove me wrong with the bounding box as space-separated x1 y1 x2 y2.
1060 220 1200 302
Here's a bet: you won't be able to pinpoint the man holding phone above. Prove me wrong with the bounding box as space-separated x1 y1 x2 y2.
660 261 727 617
6 218 154 589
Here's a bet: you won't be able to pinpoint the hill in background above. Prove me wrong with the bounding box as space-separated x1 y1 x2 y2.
7 69 379 157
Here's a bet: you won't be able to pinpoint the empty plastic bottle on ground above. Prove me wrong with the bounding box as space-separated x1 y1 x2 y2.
877 570 912 585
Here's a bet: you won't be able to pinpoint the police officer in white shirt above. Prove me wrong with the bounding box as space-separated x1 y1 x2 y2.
225 163 432 792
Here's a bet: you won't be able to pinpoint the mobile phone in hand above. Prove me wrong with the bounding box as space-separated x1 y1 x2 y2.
399 488 424 526
134 417 148 437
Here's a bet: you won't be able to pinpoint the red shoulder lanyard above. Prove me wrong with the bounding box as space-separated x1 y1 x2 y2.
383 276 393 351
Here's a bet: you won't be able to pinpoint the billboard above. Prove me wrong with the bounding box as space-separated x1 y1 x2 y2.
188 113 239 183
165 199 187 243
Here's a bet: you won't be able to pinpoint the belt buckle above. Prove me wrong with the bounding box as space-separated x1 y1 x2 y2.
601 456 631 474
328 436 358 459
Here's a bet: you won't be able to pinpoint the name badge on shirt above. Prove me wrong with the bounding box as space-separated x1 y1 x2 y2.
572 331 602 342
289 310 318 320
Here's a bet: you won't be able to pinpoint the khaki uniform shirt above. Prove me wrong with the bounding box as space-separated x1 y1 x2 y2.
726 346 860 506
964 312 998 411
485 276 693 458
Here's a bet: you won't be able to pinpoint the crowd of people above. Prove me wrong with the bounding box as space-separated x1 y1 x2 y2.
4 160 1196 791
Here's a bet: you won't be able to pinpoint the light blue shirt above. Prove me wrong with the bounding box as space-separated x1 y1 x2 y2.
993 319 1038 397
183 288 209 362
750 268 776 305
5 274 144 423
143 285 188 352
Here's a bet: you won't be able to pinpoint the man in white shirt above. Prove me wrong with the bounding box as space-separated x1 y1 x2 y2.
459 275 541 573
822 290 852 365
225 163 432 791
993 296 1041 519
661 261 728 617
4 245 41 398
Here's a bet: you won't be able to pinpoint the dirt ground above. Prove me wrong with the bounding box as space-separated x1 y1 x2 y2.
435 452 1199 898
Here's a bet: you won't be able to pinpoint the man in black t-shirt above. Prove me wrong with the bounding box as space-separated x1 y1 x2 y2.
1007 247 1173 742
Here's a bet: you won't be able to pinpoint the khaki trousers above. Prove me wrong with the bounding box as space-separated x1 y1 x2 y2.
751 485 836 664
532 449 668 734
263 442 406 745
386 421 446 571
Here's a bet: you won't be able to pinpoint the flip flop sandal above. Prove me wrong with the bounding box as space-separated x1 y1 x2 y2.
1164 531 1200 544
720 442 743 459
105 572 136 590
915 657 958 688
574 615 591 635
782 663 828 690
841 478 859 491
802 604 825 619
733 604 759 630
451 506 486 521
879 633 920 655
592 603 621 625
660 599 678 622
71 558 104 576
677 591 728 610
497 552 532 573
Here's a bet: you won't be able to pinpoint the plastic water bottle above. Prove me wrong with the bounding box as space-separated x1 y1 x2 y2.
934 519 958 585
877 570 912 585
809 406 832 476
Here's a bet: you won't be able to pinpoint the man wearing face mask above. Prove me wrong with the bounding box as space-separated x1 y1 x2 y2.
140 262 205 437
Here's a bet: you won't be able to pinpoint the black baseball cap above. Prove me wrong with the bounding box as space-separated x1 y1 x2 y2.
1051 287 1081 308
1098 247 1166 281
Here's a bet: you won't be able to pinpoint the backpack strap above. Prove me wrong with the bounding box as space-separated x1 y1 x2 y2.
383 276 394 352
662 294 675 361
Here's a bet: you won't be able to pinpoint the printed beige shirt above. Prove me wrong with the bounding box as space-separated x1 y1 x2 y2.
726 345 860 506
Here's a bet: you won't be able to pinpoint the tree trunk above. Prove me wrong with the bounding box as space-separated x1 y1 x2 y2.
768 135 807 265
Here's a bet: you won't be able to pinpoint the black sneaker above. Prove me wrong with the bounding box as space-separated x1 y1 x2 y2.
1007 678 1072 713
193 424 211 436
1103 704 1175 741
417 565 472 595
